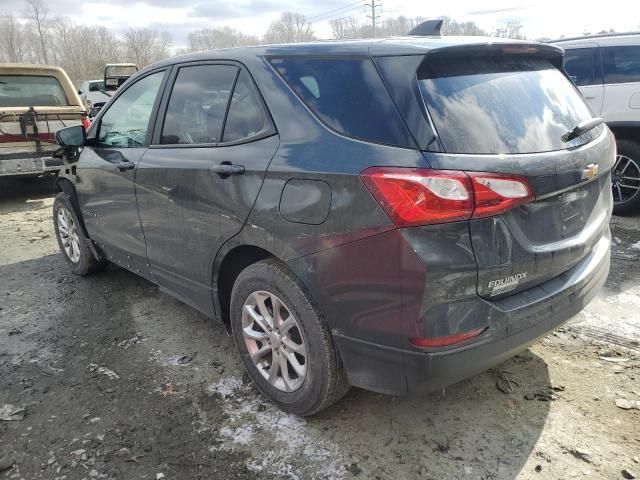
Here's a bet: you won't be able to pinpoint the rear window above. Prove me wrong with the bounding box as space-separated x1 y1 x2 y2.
270 57 414 148
418 56 598 154
0 75 69 107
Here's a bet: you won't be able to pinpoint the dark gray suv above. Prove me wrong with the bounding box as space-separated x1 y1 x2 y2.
52 32 614 415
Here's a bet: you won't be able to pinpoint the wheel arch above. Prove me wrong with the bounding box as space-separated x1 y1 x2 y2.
214 244 276 329
54 177 90 238
607 122 640 144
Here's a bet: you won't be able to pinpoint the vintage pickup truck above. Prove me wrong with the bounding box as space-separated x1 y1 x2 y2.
0 64 89 178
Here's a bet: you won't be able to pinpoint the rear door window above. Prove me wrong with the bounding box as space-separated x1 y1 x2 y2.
418 56 597 154
564 48 601 86
161 64 238 144
270 57 414 148
0 75 69 107
602 45 640 84
222 70 273 143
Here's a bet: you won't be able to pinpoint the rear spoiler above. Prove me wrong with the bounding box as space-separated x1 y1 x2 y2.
371 40 564 69
421 42 565 69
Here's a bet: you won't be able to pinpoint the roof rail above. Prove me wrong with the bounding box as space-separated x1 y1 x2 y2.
407 20 443 37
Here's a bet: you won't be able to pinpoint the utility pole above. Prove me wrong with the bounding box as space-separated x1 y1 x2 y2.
365 0 381 37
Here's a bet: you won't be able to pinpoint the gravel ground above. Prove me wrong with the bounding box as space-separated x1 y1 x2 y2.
1 177 639 480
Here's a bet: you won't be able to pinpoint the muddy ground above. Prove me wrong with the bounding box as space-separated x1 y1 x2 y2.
0 177 639 480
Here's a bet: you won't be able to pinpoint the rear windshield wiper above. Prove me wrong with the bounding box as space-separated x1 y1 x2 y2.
562 117 603 142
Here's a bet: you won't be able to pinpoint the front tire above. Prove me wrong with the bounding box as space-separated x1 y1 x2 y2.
230 259 350 416
612 140 640 216
53 192 107 275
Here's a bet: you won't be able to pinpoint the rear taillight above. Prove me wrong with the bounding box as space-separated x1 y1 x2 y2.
467 172 534 218
360 168 473 226
82 117 91 130
360 167 533 227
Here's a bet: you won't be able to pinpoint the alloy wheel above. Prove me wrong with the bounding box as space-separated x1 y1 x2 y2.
612 154 640 206
241 290 307 392
57 207 81 263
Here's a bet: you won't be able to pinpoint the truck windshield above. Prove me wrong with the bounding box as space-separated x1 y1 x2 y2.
0 75 69 107
418 56 599 154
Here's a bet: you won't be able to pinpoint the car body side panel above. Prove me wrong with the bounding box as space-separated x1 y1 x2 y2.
286 222 480 345
74 146 149 275
135 135 280 317
212 55 428 265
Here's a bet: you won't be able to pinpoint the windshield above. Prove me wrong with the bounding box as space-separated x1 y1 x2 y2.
418 56 599 154
0 75 70 107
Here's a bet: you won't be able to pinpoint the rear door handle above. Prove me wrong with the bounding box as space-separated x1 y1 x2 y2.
210 163 245 176
117 161 136 172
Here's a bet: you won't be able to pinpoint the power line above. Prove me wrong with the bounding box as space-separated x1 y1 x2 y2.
309 6 366 24
307 0 365 22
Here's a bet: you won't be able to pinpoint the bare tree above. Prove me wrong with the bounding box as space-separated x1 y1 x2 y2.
329 14 484 39
330 16 360 39
440 16 486 36
492 20 525 39
23 0 50 63
49 18 121 85
186 26 258 52
122 28 171 67
376 15 415 37
264 12 314 44
0 15 28 63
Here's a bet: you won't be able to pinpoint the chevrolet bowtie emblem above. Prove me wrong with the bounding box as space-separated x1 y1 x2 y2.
581 163 599 180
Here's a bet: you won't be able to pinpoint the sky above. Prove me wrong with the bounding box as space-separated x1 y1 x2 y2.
1 0 639 48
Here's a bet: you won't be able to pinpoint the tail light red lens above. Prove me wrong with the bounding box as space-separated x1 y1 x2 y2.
82 117 91 130
410 327 486 348
360 167 533 227
360 168 473 226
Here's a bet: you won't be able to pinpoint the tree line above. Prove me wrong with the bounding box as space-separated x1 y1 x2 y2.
0 0 524 86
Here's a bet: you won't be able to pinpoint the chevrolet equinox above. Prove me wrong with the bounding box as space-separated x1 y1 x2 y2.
51 27 614 415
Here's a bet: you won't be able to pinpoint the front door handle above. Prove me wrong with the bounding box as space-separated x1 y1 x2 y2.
211 163 245 176
117 161 136 172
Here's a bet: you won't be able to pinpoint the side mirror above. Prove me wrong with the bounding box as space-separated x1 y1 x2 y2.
56 125 86 148
78 89 82 95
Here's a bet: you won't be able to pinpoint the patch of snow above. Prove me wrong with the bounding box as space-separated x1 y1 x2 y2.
606 286 640 306
220 424 254 445
208 376 346 480
206 377 243 399
631 240 640 251
88 363 119 380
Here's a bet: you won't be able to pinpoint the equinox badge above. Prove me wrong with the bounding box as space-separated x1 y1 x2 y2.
489 272 528 296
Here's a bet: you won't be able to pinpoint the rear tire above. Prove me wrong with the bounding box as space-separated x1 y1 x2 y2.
230 258 350 416
612 139 640 216
53 192 107 275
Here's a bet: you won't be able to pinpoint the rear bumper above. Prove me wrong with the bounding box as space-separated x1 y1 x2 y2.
331 231 610 396
0 156 63 176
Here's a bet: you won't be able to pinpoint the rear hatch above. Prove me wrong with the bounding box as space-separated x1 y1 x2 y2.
377 44 615 300
0 71 85 165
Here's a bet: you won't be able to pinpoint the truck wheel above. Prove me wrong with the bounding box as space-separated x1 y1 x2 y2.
612 140 640 215
53 192 107 275
230 258 350 416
